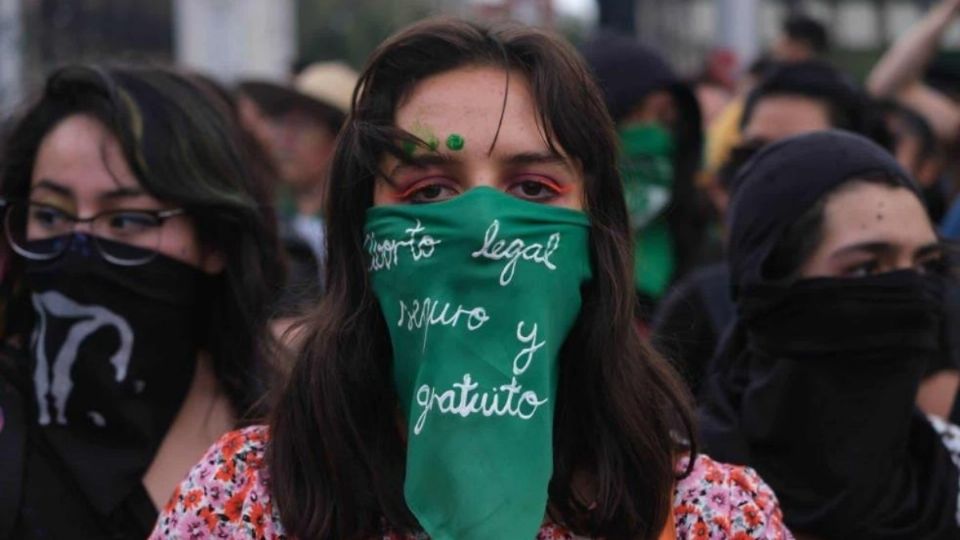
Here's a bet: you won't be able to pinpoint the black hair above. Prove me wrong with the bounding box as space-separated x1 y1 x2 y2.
877 99 938 164
747 56 778 79
783 14 830 55
741 61 866 134
740 60 895 149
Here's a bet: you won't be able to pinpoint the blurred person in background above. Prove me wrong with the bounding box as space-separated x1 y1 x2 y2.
739 61 878 150
653 60 876 397
878 99 949 220
703 56 777 187
581 34 708 321
700 130 960 539
705 13 829 215
188 72 287 287
153 18 791 540
771 14 830 63
0 64 281 539
867 0 960 421
237 62 358 311
868 0 960 156
694 49 738 128
868 0 960 234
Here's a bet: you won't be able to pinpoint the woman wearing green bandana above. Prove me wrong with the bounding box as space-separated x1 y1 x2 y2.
581 34 709 310
152 18 791 540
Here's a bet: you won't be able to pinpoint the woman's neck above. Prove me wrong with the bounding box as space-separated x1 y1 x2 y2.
142 353 236 508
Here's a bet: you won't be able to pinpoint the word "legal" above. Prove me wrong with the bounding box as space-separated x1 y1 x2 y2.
471 220 561 285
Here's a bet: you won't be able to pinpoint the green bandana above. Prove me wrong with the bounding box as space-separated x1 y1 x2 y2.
619 123 675 299
365 187 592 539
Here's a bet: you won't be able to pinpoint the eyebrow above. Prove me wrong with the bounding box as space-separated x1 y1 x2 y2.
829 241 894 259
390 153 457 176
387 150 569 178
914 242 944 259
33 179 147 202
830 241 943 260
502 151 568 168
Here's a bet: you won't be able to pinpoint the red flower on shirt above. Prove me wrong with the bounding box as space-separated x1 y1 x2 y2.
249 501 267 539
743 502 763 528
163 484 181 514
223 489 248 522
674 503 699 516
221 431 246 462
731 467 758 493
692 520 710 539
214 459 236 483
713 514 732 532
704 466 725 484
199 507 219 531
183 489 204 511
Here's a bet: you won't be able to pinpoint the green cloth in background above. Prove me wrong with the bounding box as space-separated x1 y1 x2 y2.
619 123 676 300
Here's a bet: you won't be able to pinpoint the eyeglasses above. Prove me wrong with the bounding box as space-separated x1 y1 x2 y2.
0 199 185 266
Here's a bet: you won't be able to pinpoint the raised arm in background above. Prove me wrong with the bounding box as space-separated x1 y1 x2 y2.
867 0 960 142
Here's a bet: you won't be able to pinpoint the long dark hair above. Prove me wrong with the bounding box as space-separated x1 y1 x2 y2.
268 18 696 539
0 64 282 420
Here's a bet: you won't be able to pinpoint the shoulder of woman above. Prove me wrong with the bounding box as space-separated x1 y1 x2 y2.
149 425 287 539
672 453 793 540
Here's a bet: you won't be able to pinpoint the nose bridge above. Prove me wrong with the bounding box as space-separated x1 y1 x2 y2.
71 195 99 233
73 219 94 234
468 161 500 191
893 244 917 272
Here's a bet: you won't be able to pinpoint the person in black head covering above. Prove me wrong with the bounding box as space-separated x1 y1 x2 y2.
581 34 707 318
699 130 960 539
652 61 882 397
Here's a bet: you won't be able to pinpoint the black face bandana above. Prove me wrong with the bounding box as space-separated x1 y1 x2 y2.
743 271 943 359
736 272 957 538
699 131 960 539
22 234 206 517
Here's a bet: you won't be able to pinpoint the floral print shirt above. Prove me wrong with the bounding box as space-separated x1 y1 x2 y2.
150 426 793 539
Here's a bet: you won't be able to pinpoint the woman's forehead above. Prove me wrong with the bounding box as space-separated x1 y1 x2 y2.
394 66 551 158
31 114 148 199
822 183 935 248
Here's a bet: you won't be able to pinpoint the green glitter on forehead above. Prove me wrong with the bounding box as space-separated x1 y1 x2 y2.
408 121 440 153
446 133 465 151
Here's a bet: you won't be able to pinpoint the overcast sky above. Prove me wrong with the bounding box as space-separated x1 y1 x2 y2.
555 0 597 20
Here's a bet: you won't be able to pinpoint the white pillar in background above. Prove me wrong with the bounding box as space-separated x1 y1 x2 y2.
716 0 760 69
174 0 296 83
0 0 23 115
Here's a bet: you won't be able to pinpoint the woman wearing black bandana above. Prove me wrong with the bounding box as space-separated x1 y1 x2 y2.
0 66 282 538
699 129 960 539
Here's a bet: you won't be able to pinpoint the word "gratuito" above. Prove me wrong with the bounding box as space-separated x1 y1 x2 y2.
413 321 548 434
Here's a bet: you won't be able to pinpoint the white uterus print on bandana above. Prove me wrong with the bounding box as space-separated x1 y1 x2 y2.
30 291 133 426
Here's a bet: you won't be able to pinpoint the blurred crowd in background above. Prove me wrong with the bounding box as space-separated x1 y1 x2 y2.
8 0 960 538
